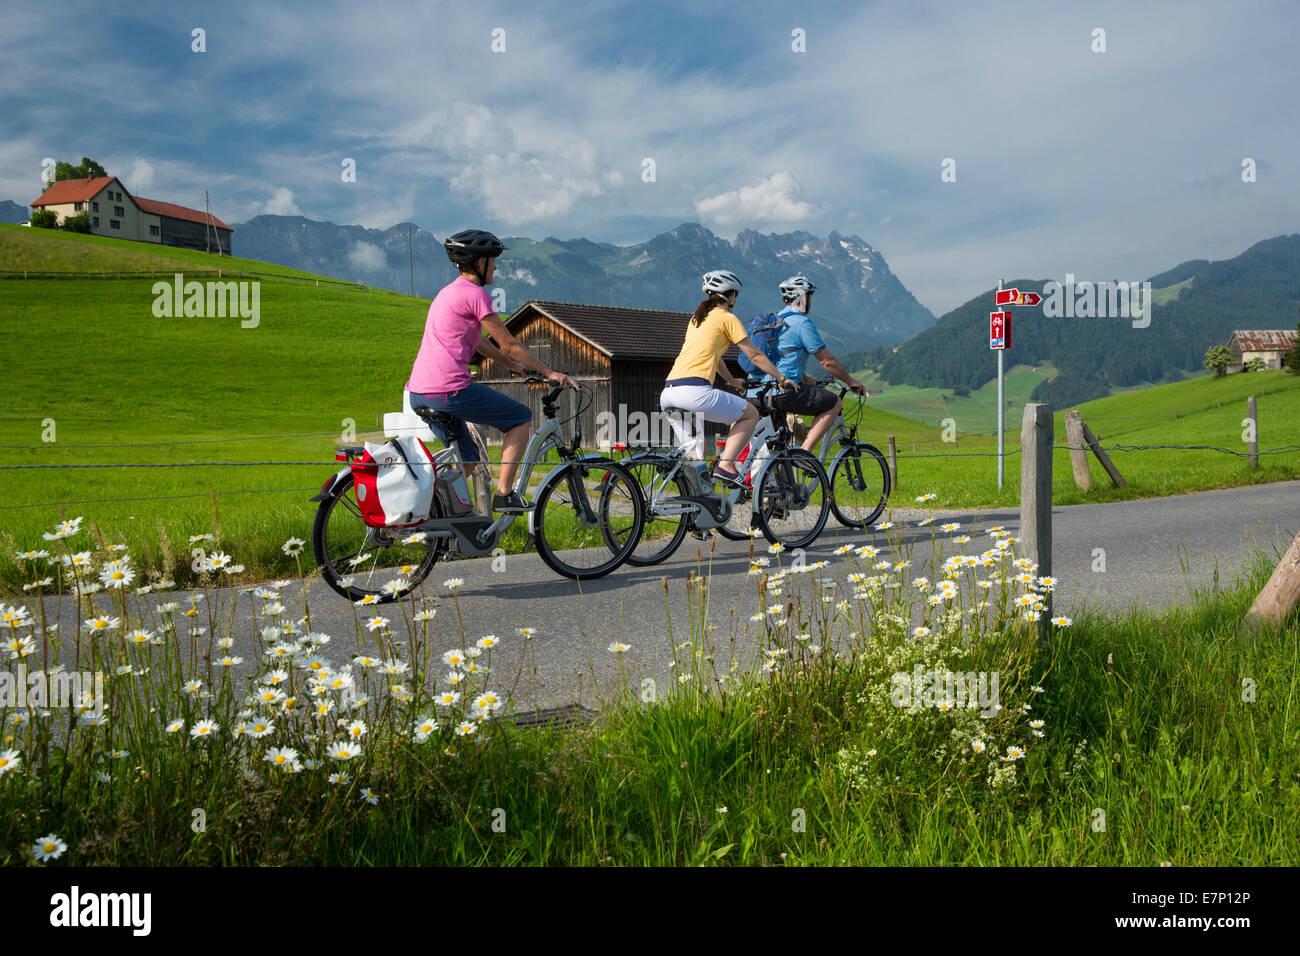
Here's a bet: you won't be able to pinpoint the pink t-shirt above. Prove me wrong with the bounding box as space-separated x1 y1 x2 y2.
406 277 496 394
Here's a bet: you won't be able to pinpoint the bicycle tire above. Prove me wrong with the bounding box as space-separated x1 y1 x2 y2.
753 447 829 550
533 458 644 579
310 471 442 603
617 453 692 566
829 442 891 529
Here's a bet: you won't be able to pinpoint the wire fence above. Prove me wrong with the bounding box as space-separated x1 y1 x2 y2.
0 268 380 292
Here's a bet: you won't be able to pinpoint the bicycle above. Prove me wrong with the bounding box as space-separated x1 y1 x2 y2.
711 377 890 539
619 381 830 561
807 377 892 529
310 378 645 602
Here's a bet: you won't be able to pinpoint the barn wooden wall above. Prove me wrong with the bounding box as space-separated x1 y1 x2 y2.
477 314 611 447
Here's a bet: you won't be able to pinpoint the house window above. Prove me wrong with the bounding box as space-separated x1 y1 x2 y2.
149 225 159 236
92 201 98 212
93 217 99 227
114 206 124 217
74 202 83 211
110 220 120 230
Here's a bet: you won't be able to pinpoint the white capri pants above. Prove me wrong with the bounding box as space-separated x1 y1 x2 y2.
659 383 751 458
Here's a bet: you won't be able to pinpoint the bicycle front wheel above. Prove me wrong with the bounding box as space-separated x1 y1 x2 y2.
310 471 442 603
753 448 829 550
534 458 644 579
829 442 891 529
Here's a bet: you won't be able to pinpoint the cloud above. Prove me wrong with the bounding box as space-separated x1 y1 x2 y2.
347 241 387 272
122 158 155 193
452 139 624 224
260 187 302 216
694 172 820 232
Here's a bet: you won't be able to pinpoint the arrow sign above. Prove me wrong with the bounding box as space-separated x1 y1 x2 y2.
1016 291 1042 307
990 311 1011 349
995 288 1019 306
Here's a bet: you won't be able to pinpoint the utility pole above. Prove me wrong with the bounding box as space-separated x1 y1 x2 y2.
408 224 414 296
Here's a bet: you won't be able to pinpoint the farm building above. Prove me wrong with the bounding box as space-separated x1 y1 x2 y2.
30 176 232 254
1226 329 1297 372
474 300 743 449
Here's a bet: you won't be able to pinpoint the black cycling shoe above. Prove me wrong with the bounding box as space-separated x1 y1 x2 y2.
492 491 534 513
710 467 747 491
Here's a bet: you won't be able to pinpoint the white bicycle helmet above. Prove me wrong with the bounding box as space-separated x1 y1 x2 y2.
702 269 743 295
779 273 817 302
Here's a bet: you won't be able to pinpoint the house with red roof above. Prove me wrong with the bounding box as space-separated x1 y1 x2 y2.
30 176 232 254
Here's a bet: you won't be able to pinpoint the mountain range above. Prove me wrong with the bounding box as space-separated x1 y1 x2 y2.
227 217 936 350
0 200 29 224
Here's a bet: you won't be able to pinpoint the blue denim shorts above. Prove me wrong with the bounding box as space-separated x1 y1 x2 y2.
408 383 531 464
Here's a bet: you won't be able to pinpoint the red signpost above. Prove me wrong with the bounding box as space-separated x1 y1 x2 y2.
990 310 1011 349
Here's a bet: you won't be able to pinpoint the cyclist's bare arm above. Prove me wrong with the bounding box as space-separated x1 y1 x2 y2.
737 339 795 389
715 356 744 389
812 348 866 395
475 335 525 373
481 315 579 390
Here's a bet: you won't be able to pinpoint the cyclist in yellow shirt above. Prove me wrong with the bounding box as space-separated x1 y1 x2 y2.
661 270 795 486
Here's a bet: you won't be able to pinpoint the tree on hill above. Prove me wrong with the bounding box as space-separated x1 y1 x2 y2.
1285 311 1300 375
1203 345 1232 378
54 157 107 182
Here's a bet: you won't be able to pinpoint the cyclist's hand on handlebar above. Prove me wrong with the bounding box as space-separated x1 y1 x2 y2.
547 369 581 391
777 375 798 391
848 378 867 397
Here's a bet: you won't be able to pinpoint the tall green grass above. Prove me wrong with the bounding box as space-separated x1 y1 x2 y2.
2 519 1295 865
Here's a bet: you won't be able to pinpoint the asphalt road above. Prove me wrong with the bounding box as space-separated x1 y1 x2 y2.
36 480 1300 717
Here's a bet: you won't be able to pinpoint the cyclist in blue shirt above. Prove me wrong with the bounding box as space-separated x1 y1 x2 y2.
758 274 867 452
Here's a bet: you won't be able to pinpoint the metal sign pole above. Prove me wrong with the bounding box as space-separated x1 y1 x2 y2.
997 278 1004 489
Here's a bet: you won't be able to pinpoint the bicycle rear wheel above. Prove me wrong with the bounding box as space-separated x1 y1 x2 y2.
534 458 643 579
753 448 829 550
311 471 442 603
829 442 891 529
617 454 691 566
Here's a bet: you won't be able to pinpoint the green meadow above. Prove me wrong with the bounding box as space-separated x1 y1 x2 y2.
1 223 1297 588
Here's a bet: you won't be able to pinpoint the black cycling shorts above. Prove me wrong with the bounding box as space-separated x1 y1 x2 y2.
770 384 838 417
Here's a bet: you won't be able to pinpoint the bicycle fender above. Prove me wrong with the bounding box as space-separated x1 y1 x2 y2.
526 453 610 537
310 466 352 502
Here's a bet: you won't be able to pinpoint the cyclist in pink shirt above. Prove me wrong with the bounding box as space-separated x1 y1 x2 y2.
407 229 577 512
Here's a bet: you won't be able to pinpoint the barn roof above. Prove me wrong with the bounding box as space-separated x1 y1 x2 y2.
1228 329 1297 352
30 176 116 205
507 300 740 361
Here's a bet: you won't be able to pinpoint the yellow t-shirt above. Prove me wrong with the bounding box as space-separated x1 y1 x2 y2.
666 307 747 385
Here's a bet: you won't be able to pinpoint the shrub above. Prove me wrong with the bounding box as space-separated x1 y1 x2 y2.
30 209 58 229
61 211 92 234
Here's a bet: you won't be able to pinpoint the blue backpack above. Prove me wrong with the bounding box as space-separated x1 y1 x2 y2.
736 312 787 375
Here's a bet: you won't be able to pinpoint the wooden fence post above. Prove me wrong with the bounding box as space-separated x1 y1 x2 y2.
1064 410 1092 491
887 435 897 488
1241 532 1300 631
1020 403 1053 638
1247 395 1258 469
1079 421 1127 488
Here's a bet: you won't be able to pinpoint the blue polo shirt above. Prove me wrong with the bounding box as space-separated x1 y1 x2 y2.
768 305 827 382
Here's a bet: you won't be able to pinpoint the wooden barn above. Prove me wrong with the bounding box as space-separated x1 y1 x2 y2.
475 300 742 449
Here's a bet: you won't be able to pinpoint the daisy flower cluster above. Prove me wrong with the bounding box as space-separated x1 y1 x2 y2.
1 518 526 861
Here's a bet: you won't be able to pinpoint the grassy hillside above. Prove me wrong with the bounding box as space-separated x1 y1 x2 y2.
0 222 345 281
862 362 1059 434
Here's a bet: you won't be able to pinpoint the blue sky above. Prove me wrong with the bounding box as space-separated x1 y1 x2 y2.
1 0 1297 314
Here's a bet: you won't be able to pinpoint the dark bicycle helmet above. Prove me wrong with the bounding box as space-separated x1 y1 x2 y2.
444 229 507 264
